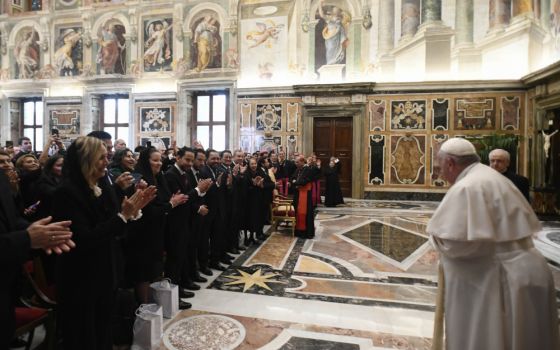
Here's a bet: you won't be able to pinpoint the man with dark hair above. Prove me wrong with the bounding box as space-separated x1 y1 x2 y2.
13 136 34 162
199 149 228 271
218 150 238 254
87 130 114 159
164 147 212 306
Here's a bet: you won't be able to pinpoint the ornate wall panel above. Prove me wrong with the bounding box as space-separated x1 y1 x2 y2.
369 100 386 131
430 134 448 187
455 97 495 130
501 96 520 130
390 100 427 130
431 99 449 131
135 99 176 149
47 101 81 145
368 135 385 185
236 97 302 153
390 135 426 185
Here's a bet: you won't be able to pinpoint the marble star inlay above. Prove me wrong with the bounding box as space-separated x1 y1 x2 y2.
224 269 284 292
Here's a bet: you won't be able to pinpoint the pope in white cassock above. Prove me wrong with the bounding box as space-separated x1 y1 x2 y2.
427 138 559 350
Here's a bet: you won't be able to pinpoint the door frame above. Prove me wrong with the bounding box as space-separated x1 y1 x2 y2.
302 105 365 199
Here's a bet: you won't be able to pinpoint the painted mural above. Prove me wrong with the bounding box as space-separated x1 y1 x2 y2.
314 1 350 71
54 26 83 77
241 15 287 81
96 20 126 75
14 28 40 79
143 18 173 72
191 14 222 72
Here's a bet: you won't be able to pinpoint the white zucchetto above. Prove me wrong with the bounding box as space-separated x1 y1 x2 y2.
440 138 477 156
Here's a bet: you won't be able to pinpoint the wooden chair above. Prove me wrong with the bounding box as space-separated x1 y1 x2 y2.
270 194 296 236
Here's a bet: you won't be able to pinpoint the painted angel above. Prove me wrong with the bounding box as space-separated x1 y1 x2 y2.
14 30 39 79
246 20 284 48
318 0 350 65
143 20 172 67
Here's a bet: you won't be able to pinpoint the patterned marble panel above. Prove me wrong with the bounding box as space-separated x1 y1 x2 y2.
256 104 282 131
369 100 386 131
431 99 449 130
501 96 520 130
390 100 426 130
163 315 245 350
369 135 385 185
244 233 297 270
294 255 341 275
342 221 428 263
286 102 299 132
430 135 447 187
390 135 426 185
455 97 495 130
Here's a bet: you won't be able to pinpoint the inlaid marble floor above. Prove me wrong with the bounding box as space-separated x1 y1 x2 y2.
156 200 560 350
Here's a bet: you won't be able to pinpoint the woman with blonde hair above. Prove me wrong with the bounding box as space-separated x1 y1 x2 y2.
52 136 156 350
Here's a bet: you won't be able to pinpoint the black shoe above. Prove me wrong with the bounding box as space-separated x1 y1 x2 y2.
199 267 213 276
192 275 208 283
256 233 266 241
209 263 226 271
244 237 253 246
225 253 235 259
179 301 192 310
237 245 246 251
179 288 195 298
10 337 27 348
182 281 201 291
220 258 232 265
228 248 240 255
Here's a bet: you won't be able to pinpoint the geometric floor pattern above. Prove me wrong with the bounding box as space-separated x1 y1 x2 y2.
155 200 560 350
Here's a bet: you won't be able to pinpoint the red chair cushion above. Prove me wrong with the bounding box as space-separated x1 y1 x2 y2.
15 307 47 329
273 209 295 216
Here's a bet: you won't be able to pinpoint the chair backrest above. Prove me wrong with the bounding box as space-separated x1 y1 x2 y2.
21 258 56 307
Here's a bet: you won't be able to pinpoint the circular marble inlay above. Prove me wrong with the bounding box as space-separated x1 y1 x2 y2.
253 6 278 16
546 231 560 247
163 315 246 350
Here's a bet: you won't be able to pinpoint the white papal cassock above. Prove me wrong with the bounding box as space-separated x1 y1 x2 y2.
427 162 559 350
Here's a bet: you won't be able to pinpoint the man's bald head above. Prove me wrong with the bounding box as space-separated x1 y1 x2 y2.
489 148 510 174
295 155 306 168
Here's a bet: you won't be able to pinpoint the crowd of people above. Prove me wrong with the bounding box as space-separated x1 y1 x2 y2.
1 132 345 349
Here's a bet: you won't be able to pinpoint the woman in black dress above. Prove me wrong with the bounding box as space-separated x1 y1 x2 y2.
324 157 344 207
52 136 155 350
125 147 187 304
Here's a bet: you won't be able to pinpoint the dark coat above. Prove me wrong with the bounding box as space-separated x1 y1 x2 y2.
503 170 530 202
0 171 30 349
291 166 315 236
324 162 344 207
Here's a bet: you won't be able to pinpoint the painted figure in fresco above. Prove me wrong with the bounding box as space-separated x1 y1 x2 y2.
143 20 172 69
542 129 558 159
193 15 220 72
402 1 420 36
97 24 125 74
551 1 560 48
318 0 349 65
54 28 82 76
245 20 284 49
14 30 40 79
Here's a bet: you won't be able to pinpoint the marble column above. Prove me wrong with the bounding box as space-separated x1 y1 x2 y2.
378 0 395 56
455 0 474 45
422 0 442 23
540 0 550 28
488 0 512 31
512 0 533 17
401 0 421 38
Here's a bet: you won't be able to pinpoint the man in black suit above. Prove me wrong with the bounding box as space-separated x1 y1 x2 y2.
277 150 295 196
189 149 213 276
291 156 315 239
489 149 530 202
164 147 212 307
0 171 73 349
230 150 248 251
198 149 228 271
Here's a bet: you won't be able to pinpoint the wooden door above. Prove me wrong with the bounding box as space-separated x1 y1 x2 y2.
313 117 353 197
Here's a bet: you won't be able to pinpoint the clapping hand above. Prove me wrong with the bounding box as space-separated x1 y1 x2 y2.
170 190 188 208
216 173 224 185
27 216 75 255
197 178 212 193
193 140 204 150
121 185 157 220
115 172 134 190
227 173 233 186
232 164 240 176
240 165 247 174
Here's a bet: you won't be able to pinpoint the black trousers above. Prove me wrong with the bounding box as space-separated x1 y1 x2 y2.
0 290 15 350
164 224 188 285
199 210 224 267
58 286 114 350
